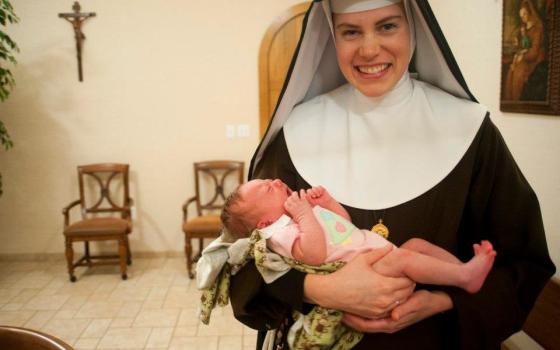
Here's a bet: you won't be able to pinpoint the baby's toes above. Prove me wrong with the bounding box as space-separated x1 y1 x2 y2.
473 243 481 255
481 240 494 252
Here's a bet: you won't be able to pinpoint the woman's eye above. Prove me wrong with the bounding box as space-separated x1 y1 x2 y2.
379 23 397 32
342 29 359 38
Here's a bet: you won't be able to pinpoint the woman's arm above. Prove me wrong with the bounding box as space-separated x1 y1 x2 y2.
304 246 416 317
523 24 543 62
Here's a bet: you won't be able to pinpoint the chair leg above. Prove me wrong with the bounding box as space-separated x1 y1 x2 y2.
118 237 127 280
125 235 132 265
194 238 204 262
185 235 194 279
84 241 91 267
65 238 76 282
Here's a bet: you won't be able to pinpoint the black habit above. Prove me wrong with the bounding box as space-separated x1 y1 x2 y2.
229 116 556 349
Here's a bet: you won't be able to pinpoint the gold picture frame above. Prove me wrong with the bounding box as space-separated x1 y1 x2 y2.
500 0 559 115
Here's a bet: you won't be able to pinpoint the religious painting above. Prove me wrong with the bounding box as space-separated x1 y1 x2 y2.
500 0 559 115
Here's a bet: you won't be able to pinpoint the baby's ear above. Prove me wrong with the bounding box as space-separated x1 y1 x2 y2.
256 220 272 229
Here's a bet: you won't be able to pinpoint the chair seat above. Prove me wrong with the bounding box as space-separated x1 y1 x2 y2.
183 215 222 235
64 217 131 237
0 326 74 350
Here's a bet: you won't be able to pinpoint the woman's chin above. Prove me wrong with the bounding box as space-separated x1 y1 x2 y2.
355 83 395 98
352 72 400 97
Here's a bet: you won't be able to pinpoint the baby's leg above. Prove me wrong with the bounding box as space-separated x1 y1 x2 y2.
401 238 461 264
373 240 496 293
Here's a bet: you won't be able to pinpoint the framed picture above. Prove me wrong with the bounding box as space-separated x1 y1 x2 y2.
500 0 559 115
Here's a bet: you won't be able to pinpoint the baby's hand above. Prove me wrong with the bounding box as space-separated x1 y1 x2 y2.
306 186 332 207
284 190 312 222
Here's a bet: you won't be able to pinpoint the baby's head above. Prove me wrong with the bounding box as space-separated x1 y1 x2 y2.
221 179 292 239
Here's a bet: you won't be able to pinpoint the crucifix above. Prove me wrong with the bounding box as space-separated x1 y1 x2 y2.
58 1 96 82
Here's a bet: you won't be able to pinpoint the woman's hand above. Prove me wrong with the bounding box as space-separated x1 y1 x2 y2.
342 290 453 333
304 246 416 318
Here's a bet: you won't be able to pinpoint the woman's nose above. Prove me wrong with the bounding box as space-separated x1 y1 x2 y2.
359 34 381 58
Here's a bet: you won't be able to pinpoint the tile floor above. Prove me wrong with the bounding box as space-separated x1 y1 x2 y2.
0 257 257 350
0 257 542 350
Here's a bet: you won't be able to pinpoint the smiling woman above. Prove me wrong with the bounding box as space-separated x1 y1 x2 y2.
229 0 555 349
333 4 411 97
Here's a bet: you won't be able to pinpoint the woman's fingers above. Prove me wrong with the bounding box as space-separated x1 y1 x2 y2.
391 290 453 321
391 283 416 307
306 250 415 318
342 313 407 334
390 292 420 321
392 278 416 296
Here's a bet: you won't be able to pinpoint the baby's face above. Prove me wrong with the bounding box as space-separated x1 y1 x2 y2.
238 179 293 226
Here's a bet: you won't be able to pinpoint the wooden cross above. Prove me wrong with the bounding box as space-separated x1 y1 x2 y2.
58 1 96 82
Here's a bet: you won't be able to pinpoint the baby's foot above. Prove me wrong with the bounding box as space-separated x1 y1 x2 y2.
463 240 497 293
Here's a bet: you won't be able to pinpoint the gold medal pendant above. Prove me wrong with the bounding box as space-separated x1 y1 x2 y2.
371 219 389 239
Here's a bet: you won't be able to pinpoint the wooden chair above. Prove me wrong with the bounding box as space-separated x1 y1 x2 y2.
62 163 133 282
502 277 560 350
0 326 74 350
182 160 244 278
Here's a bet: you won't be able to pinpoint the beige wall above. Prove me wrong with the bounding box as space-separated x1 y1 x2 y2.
0 1 558 275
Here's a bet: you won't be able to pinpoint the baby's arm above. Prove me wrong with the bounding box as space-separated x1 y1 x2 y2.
306 186 351 221
284 190 327 265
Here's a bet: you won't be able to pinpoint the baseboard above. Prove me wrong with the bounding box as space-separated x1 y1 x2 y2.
0 251 185 262
502 331 545 350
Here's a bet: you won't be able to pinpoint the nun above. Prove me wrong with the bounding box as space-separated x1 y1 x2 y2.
230 0 556 349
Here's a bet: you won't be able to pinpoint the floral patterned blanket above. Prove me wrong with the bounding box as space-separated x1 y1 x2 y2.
199 230 362 350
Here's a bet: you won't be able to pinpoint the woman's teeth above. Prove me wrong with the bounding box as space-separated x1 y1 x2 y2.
358 64 389 74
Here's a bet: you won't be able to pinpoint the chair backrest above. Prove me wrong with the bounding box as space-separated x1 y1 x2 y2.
193 160 244 216
77 163 131 219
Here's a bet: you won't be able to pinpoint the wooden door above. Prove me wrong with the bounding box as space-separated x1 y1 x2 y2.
259 2 311 137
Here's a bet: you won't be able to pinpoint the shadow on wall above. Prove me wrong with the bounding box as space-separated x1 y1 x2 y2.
0 50 77 255
126 170 172 253
0 47 177 257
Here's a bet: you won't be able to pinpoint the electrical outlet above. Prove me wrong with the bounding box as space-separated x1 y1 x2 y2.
131 207 137 220
237 124 250 138
226 125 235 139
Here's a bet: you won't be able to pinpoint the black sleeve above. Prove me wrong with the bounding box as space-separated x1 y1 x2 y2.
229 130 308 330
447 117 556 349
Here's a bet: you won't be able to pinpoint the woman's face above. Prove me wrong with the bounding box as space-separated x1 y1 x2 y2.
333 4 411 97
519 8 529 24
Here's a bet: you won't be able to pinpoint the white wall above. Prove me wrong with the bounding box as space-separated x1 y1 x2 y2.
0 0 558 276
0 0 303 254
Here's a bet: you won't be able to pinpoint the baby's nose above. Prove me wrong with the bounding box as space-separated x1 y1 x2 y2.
271 179 283 187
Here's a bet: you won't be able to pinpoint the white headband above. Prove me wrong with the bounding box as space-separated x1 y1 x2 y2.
331 0 402 14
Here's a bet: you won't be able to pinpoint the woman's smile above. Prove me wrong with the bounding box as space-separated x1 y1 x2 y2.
355 63 391 77
334 4 410 97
